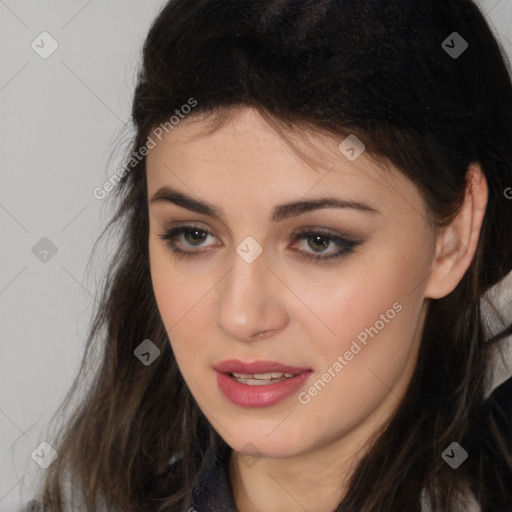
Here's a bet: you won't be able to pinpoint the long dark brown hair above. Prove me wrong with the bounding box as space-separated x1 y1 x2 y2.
28 0 512 510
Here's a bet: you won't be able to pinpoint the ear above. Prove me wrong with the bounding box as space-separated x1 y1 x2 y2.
424 163 488 299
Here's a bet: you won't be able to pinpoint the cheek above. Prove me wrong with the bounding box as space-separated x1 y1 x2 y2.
148 240 219 373
296 243 426 379
297 266 406 347
149 242 196 339
291 270 420 437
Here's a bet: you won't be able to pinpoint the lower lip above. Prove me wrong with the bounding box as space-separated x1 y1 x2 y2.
215 370 312 408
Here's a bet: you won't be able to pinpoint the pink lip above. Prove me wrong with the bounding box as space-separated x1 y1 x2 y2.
214 359 311 374
214 359 313 408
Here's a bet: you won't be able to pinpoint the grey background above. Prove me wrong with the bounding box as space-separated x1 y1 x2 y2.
1 1 511 510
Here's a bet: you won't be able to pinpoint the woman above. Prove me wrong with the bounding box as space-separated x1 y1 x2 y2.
23 0 512 511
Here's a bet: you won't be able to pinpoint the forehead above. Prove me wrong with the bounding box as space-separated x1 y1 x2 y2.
146 108 426 220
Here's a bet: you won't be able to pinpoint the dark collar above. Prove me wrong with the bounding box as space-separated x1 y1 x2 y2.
181 437 238 512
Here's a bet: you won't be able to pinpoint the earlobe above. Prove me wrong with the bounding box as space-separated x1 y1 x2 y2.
424 163 488 300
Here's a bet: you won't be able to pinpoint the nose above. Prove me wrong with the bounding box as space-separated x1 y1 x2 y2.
215 248 289 343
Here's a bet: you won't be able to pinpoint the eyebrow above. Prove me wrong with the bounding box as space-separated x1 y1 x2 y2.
149 186 380 223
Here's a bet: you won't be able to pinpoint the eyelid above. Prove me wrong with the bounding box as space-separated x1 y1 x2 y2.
292 225 361 242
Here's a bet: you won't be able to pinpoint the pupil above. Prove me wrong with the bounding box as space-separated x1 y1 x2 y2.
309 235 329 252
186 229 206 245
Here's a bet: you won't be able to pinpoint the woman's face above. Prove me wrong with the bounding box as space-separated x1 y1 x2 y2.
147 107 437 459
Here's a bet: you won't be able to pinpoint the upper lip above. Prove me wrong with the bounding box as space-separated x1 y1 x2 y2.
214 359 311 375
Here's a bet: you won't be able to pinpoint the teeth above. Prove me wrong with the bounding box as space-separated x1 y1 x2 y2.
230 371 297 385
231 372 295 379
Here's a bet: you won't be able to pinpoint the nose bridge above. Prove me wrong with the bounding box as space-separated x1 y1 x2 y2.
215 245 287 340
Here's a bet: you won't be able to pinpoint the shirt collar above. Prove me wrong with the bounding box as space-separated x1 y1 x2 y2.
181 436 238 512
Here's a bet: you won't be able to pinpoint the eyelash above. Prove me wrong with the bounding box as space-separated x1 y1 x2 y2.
157 224 361 263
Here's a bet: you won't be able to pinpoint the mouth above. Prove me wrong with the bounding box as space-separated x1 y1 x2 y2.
213 359 313 407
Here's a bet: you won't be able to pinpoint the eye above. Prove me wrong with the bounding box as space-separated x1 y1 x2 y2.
157 224 361 262
289 228 360 262
157 225 218 258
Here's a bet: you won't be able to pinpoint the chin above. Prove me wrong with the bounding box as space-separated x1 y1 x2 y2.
221 421 314 459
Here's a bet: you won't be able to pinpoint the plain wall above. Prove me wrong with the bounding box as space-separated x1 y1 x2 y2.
1 1 511 510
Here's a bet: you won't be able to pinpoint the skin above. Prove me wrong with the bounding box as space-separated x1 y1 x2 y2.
146 107 487 512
